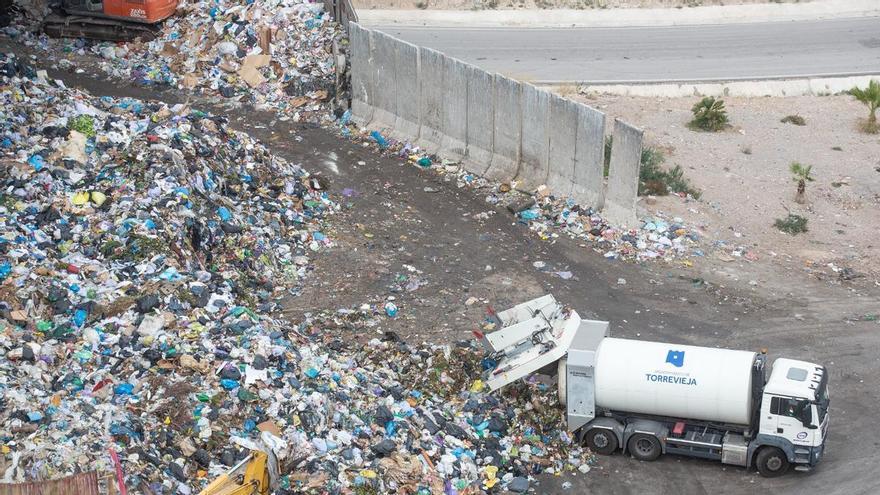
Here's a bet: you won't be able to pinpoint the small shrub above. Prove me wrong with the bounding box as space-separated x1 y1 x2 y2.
774 214 808 235
688 97 729 132
556 83 579 98
604 138 701 198
781 114 806 126
603 137 666 177
741 145 752 155
603 136 612 177
831 146 843 151
415 0 428 8
790 161 814 204
850 80 880 134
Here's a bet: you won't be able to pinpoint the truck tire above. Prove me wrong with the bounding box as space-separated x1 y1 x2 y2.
557 357 567 406
584 428 618 455
627 433 662 461
755 447 790 478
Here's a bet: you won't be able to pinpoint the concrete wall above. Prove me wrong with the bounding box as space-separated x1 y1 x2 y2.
350 23 643 224
349 22 373 125
571 105 607 210
418 48 445 153
369 30 397 131
517 83 550 191
393 39 421 140
464 64 493 174
604 119 643 227
441 56 469 160
545 94 577 200
486 75 522 183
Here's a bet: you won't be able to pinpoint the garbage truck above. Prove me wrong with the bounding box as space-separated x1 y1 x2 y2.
480 295 829 477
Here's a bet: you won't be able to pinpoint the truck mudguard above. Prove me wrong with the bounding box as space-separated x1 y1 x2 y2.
582 417 625 447
623 419 669 454
747 434 797 467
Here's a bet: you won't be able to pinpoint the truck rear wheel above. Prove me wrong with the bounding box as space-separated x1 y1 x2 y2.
628 433 662 461
756 447 790 477
584 428 618 455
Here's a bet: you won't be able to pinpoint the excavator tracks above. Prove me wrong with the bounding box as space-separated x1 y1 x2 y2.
43 13 160 42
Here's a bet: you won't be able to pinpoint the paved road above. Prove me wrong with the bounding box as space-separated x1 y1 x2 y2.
372 17 880 83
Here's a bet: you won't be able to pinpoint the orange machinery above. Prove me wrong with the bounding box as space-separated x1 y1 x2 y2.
44 0 178 41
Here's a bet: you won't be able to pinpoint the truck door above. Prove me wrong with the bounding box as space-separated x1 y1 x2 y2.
759 395 778 437
769 396 811 446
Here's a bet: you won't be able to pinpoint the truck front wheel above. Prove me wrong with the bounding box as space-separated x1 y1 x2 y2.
628 433 662 461
584 428 618 455
756 447 790 477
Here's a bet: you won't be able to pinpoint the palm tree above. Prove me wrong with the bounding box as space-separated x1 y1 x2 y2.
790 162 814 204
851 80 880 133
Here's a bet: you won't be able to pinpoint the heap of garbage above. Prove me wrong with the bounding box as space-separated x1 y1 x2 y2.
5 0 343 121
0 54 593 493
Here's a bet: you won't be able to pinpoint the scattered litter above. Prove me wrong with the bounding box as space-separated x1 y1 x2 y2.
5 0 343 122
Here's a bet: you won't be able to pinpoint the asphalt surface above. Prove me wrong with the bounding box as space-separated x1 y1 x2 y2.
6 38 880 495
372 17 880 83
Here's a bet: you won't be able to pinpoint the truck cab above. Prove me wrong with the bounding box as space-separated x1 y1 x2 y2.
753 358 829 475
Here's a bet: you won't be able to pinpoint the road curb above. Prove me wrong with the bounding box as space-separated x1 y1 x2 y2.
359 0 880 28
559 74 880 98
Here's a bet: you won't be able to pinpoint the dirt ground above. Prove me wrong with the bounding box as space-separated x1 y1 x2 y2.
572 92 880 288
353 0 804 11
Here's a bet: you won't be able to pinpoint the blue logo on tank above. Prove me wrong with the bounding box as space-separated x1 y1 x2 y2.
666 350 685 367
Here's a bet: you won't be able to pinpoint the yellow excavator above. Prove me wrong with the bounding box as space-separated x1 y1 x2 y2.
198 451 271 495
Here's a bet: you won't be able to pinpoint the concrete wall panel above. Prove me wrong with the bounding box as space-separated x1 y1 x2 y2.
545 94 578 198
393 39 421 140
440 56 468 160
464 65 493 174
353 28 639 224
517 84 550 191
571 105 607 210
486 74 522 183
370 30 397 131
417 47 444 153
603 119 643 227
349 23 373 126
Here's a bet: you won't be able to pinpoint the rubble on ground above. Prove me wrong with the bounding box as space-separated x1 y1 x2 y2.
343 125 705 264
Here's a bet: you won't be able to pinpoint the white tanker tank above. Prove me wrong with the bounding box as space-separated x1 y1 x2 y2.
482 295 830 478
593 338 757 425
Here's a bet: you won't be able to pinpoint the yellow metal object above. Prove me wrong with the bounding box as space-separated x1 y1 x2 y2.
198 451 270 495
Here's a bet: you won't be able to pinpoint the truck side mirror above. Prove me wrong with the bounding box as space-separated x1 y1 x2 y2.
797 403 816 429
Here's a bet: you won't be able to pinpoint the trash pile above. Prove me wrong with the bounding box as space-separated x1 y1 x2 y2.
346 126 704 264
5 0 343 122
0 55 593 493
509 197 701 263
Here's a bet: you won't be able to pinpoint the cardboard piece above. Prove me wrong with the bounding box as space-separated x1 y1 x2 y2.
257 420 282 437
59 130 88 164
182 74 199 88
259 27 272 54
238 54 271 88
242 54 271 69
238 66 265 88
